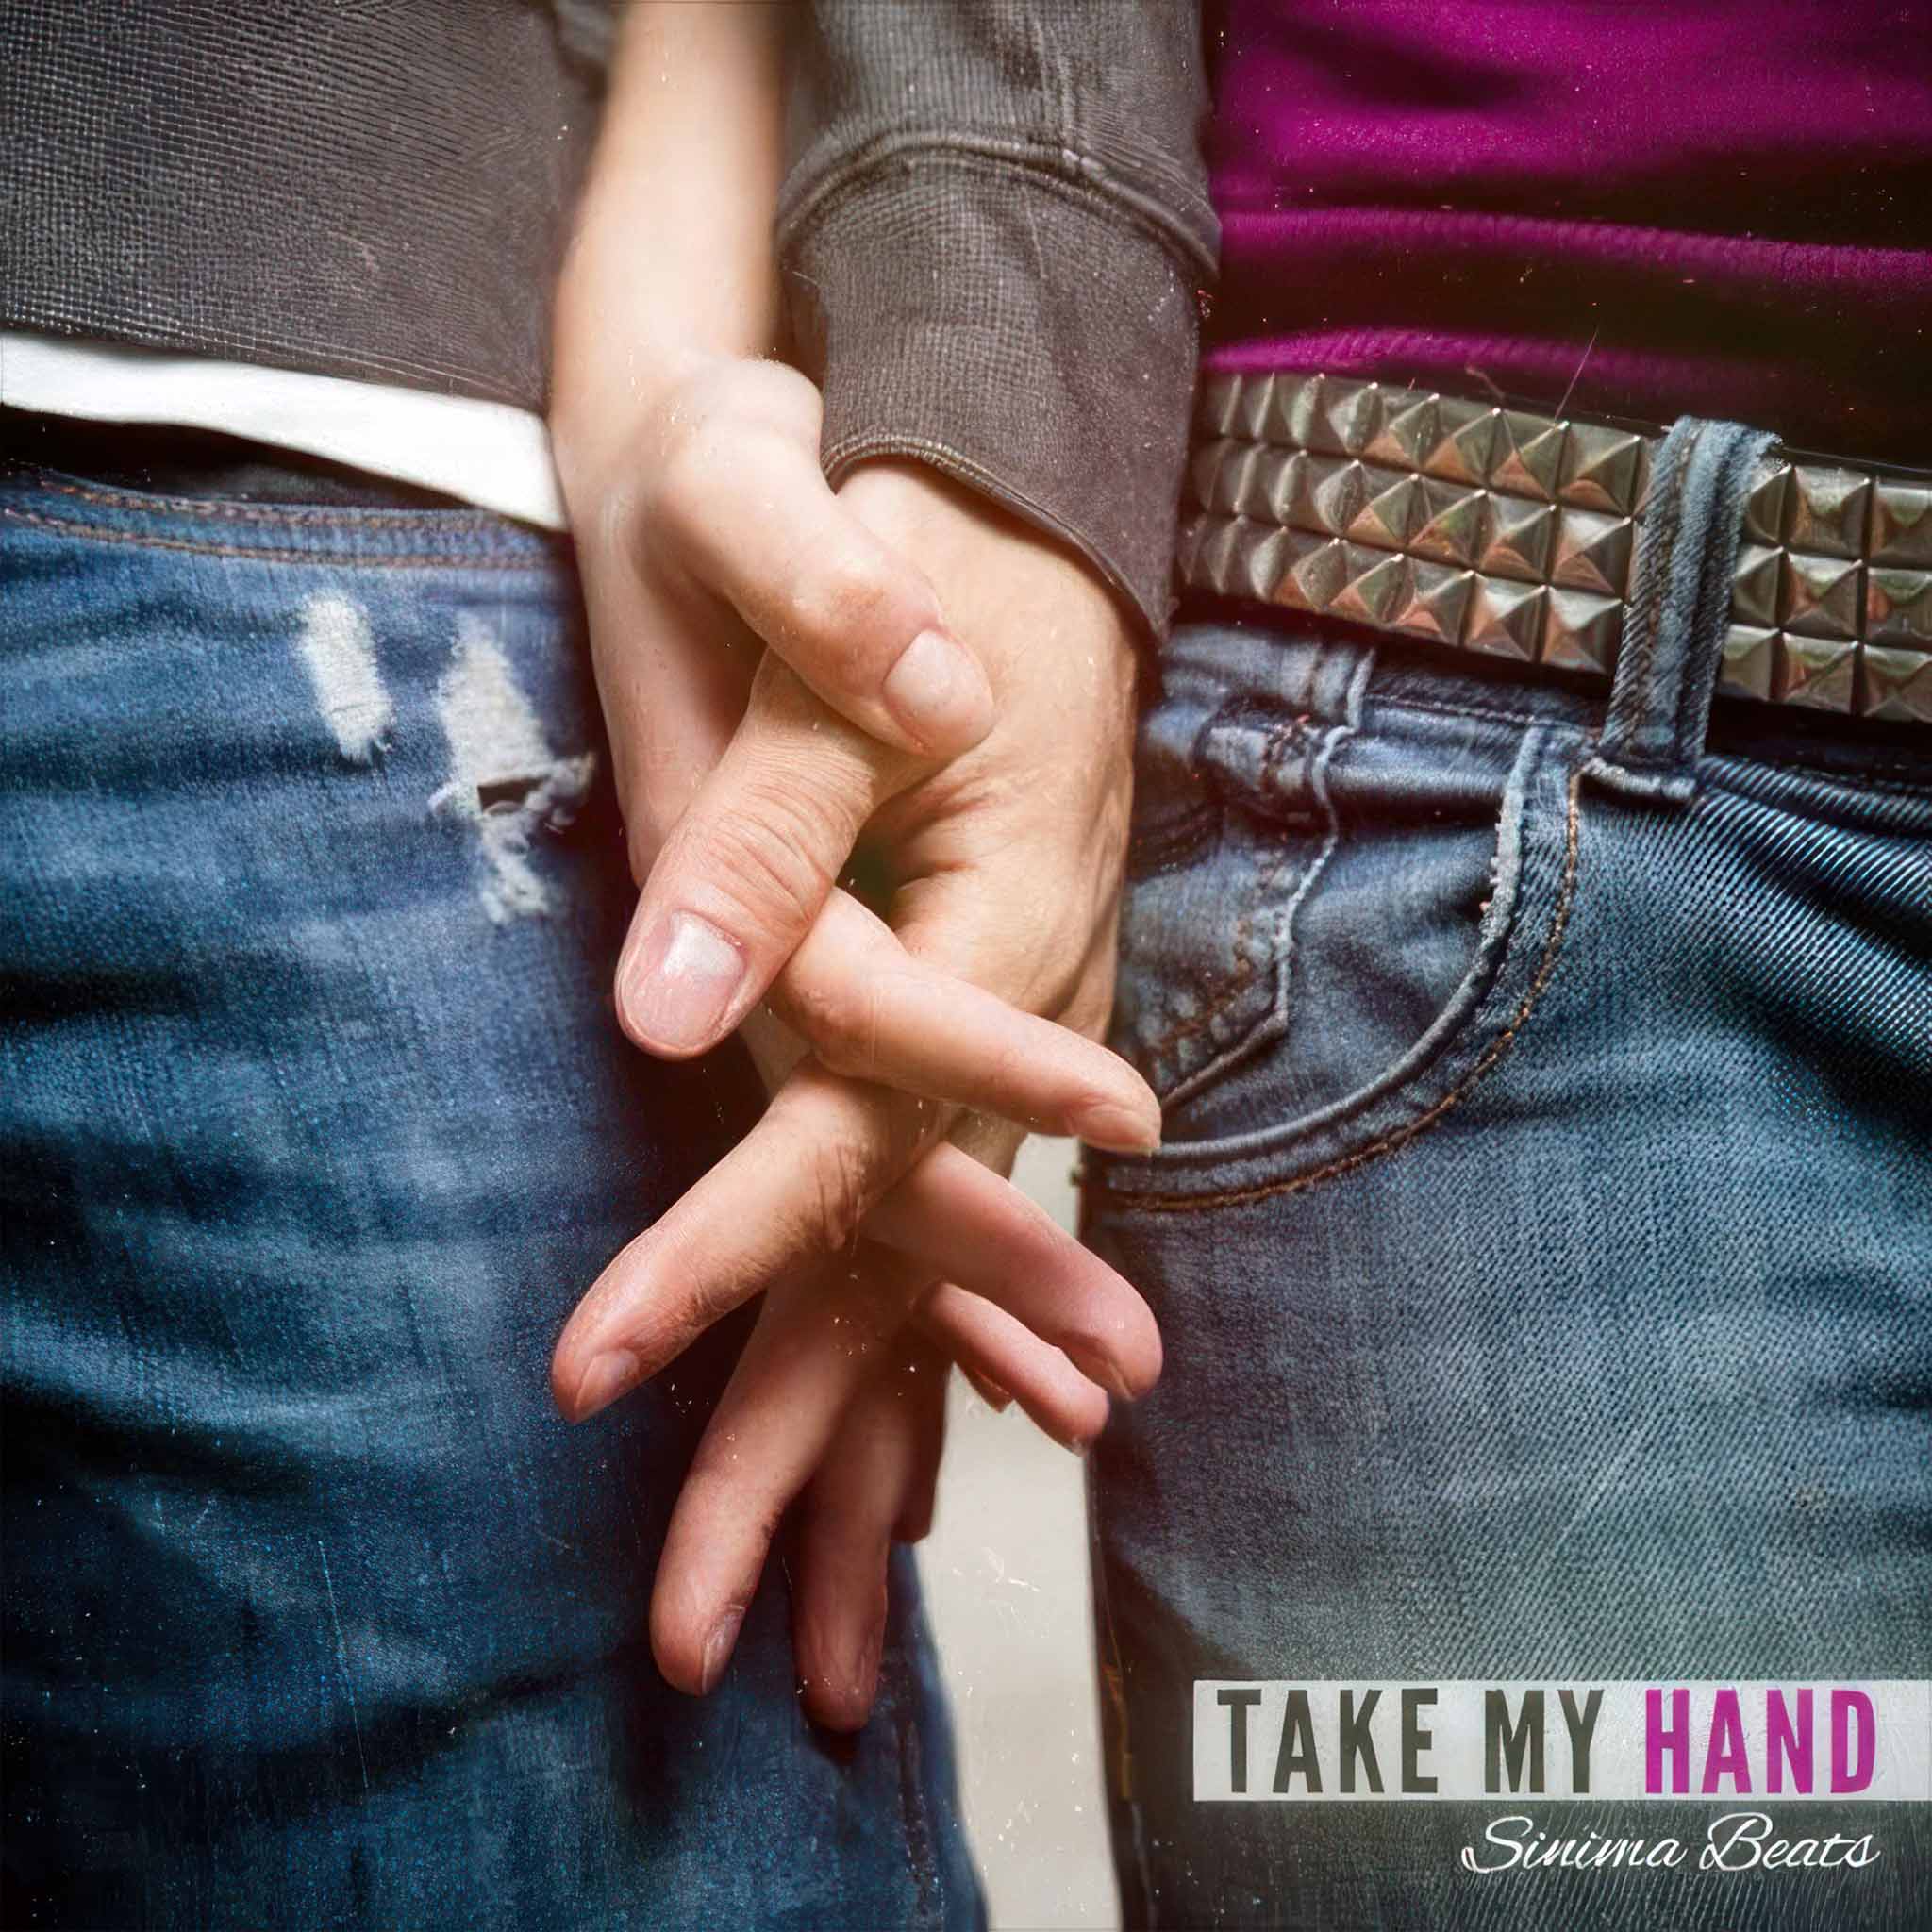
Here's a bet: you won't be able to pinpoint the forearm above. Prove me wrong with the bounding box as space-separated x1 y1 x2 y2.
550 0 788 486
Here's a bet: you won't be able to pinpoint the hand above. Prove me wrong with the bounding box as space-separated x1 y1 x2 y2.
560 357 1156 1144
551 452 1158 1722
550 3 1158 1724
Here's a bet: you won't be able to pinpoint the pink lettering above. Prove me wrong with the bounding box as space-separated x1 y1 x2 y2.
1701 1689 1752 1794
1646 1687 1690 1795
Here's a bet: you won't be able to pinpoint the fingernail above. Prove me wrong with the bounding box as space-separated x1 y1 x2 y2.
573 1348 638 1421
1074 1096 1162 1155
882 628 994 753
699 1607 745 1694
624 910 744 1054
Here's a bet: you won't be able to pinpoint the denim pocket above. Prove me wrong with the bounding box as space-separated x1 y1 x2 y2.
1109 627 1586 1187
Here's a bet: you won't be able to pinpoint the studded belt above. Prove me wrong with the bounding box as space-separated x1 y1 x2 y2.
1177 373 1932 725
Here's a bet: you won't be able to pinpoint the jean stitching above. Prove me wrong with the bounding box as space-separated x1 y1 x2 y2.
20 472 515 531
1369 691 1932 794
1667 425 1778 768
1098 765 1584 1215
0 505 553 572
1601 425 1696 769
1249 652 1373 1106
1135 715 1312 1083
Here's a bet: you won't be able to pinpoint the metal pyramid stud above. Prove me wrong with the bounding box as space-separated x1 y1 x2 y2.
1464 579 1548 659
1197 373 1242 437
1299 375 1354 454
1344 469 1424 551
1866 567 1932 645
1230 374 1276 442
1389 559 1474 644
1551 509 1634 595
1240 447 1304 521
1272 531 1349 613
1859 644 1932 722
1541 590 1622 675
1190 438 1235 510
1410 482 1491 567
1235 524 1293 603
1741 459 1791 545
1782 552 1862 638
1871 482 1932 568
1174 377 1931 735
1264 373 1324 448
1479 498 1555 582
1297 457 1373 538
1716 625 1778 701
1489 412 1570 502
1774 635 1858 710
1363 390 1436 469
1730 543 1784 628
1420 399 1497 486
1322 382 1385 458
1198 516 1249 597
1785 466 1872 558
1329 548 1414 627
1208 442 1259 514
1559 422 1649 515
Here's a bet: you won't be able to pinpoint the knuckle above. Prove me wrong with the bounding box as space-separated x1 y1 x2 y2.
800 979 888 1081
1054 1292 1122 1367
650 429 727 541
784 1133 874 1257
792 548 903 657
686 1451 789 1549
684 786 849 943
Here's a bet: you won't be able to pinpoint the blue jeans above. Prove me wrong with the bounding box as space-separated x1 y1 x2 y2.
0 467 981 1930
1085 420 1932 1927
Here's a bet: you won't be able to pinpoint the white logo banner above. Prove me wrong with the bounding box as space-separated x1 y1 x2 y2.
1193 1681 1932 1803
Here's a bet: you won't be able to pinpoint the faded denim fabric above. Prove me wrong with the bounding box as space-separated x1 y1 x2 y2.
1086 419 1932 1928
0 472 982 1931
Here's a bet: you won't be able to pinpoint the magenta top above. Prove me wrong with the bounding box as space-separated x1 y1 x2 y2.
1206 0 1932 463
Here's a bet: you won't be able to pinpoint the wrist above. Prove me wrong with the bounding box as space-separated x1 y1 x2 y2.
549 340 740 515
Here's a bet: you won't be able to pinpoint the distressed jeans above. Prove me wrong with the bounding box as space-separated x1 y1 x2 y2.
0 463 981 1930
1085 419 1932 1928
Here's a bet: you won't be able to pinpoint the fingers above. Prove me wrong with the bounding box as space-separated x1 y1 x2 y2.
552 1063 939 1421
649 1250 922 1700
654 394 994 758
867 1141 1163 1402
769 892 1159 1152
551 1059 1159 1424
792 1340 946 1731
614 658 895 1058
918 1285 1112 1451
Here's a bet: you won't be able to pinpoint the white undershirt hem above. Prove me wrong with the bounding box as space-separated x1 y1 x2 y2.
0 331 566 531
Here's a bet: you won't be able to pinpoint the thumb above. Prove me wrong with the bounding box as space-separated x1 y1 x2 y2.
613 657 913 1057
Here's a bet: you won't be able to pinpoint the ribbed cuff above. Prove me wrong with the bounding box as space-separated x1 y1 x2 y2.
782 151 1204 641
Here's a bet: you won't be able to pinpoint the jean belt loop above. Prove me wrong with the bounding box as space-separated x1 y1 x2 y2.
1584 415 1777 805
